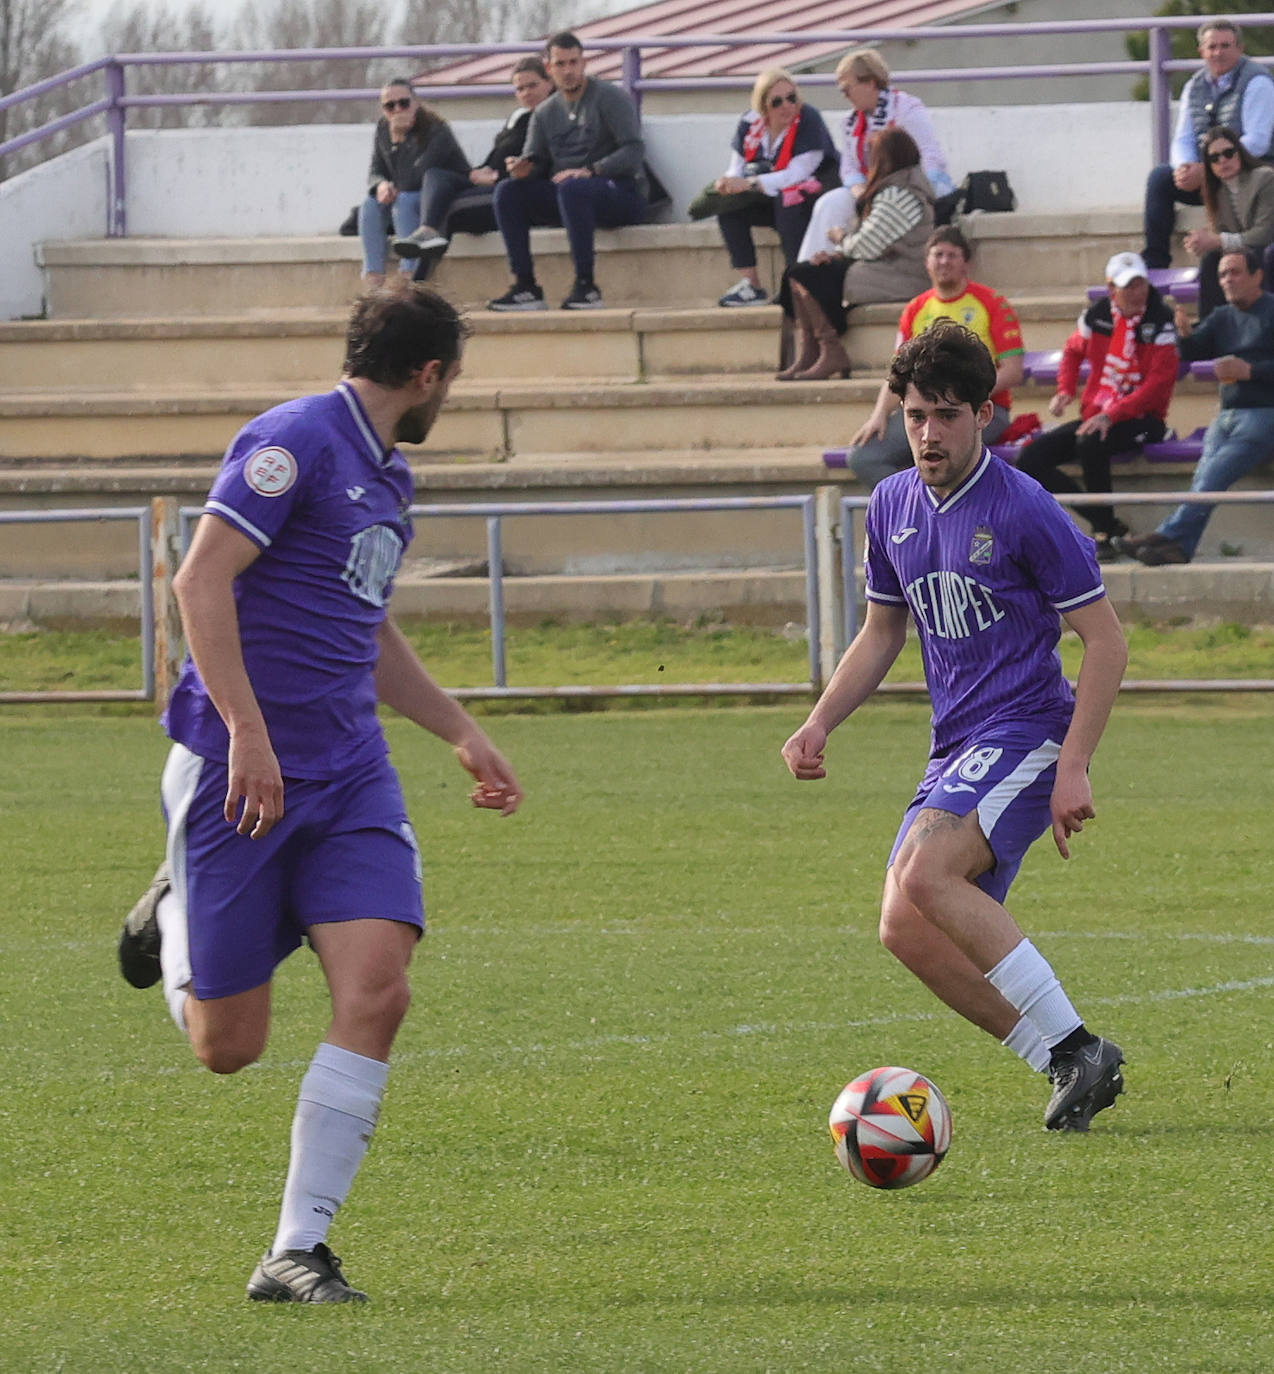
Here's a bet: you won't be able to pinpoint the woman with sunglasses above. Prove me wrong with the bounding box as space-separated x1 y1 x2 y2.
357 79 471 286
704 69 838 307
1184 124 1274 318
776 127 933 381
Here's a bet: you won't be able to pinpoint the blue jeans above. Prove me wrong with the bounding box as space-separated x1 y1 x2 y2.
358 190 421 274
1142 163 1202 269
1157 406 1274 557
492 175 647 284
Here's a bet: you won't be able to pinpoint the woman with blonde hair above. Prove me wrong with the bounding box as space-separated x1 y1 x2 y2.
800 47 952 261
692 68 838 307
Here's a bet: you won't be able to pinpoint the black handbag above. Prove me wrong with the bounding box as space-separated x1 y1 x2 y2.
962 170 1017 213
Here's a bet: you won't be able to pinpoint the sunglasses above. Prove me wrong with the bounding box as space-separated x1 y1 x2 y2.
768 91 799 109
1208 146 1238 163
382 96 413 112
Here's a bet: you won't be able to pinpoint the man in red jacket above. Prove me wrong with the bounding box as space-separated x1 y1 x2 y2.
1017 251 1180 561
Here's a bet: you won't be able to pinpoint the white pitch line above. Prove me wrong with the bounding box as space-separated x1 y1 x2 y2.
120 971 1274 1082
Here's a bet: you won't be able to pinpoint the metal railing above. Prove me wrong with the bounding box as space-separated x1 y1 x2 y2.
173 493 823 701
4 15 1273 235
0 507 154 703
839 488 1274 694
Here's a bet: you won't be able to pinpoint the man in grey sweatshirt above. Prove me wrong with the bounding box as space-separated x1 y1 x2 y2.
488 32 647 311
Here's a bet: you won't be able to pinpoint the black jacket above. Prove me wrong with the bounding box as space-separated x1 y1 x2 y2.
367 114 469 194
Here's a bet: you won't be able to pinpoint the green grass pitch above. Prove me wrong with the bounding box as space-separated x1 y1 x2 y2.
2 699 1272 1372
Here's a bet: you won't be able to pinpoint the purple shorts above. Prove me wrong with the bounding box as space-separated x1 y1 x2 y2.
160 743 424 1001
887 724 1064 904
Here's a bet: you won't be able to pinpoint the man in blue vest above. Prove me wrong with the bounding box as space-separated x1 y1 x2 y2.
1142 21 1274 269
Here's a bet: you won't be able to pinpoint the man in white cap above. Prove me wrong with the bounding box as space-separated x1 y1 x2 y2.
1016 251 1179 561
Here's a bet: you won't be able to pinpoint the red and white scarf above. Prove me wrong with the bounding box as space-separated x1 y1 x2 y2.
742 110 821 206
1092 308 1143 410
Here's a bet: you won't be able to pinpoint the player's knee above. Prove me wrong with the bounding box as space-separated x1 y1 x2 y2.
892 848 947 916
193 1035 264 1076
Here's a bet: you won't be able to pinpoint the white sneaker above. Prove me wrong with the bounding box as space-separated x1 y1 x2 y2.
719 280 769 307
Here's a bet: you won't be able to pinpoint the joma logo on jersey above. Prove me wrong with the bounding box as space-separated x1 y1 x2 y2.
342 524 404 607
904 569 1005 640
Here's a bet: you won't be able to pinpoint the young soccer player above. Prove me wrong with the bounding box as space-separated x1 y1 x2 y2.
118 283 523 1302
782 320 1128 1132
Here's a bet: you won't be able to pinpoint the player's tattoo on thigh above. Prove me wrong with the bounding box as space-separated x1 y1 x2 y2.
912 807 968 839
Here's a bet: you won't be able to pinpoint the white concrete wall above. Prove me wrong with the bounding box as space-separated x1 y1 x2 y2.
0 139 111 320
1 100 1160 319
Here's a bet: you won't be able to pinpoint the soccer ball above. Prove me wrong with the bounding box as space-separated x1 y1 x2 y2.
828 1066 952 1190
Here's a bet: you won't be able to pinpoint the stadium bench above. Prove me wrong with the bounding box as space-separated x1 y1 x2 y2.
1085 267 1200 304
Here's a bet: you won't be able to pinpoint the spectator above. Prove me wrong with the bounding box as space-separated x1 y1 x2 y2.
800 47 954 261
393 58 555 275
1016 252 1178 562
1184 125 1274 318
486 32 648 312
845 226 1025 486
1116 247 1274 565
357 80 471 287
776 128 934 381
697 68 838 307
1142 21 1274 270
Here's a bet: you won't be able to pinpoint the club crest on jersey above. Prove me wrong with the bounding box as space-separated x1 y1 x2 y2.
243 446 298 497
969 525 994 565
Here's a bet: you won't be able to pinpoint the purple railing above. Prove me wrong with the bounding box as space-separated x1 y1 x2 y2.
4 15 1274 237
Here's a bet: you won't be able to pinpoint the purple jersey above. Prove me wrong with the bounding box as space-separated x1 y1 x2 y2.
164 382 414 779
865 449 1105 756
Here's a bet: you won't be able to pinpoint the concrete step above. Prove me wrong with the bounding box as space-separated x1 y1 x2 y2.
6 445 1268 584
0 296 1089 396
0 369 1226 464
35 211 1204 319
6 560 1274 633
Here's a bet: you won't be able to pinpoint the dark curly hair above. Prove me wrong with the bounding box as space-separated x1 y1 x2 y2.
343 283 468 389
887 318 996 411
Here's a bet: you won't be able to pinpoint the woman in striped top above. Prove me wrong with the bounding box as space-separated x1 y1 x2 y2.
778 128 934 382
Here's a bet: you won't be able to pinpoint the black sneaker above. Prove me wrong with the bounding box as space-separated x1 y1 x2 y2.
391 224 447 259
1045 1037 1125 1132
246 1243 367 1303
118 861 169 989
561 279 604 310
486 283 547 312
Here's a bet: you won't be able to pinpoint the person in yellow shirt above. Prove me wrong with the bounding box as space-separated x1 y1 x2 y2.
847 226 1025 487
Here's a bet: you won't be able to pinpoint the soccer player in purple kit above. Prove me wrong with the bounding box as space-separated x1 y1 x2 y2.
118 283 523 1302
782 320 1129 1132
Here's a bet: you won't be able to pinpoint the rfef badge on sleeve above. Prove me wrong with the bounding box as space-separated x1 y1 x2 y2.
969 525 994 566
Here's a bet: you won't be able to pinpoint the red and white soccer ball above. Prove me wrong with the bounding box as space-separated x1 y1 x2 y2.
828 1066 952 1190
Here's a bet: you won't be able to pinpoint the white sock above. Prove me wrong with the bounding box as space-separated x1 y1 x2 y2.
271 1042 389 1255
155 890 190 1033
1002 1014 1051 1072
985 939 1082 1050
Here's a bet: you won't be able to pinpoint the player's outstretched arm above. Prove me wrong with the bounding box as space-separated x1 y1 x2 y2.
374 620 523 815
172 514 284 839
781 601 908 780
1051 596 1128 858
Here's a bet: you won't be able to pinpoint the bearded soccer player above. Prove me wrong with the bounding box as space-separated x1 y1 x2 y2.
782 320 1128 1132
118 284 523 1302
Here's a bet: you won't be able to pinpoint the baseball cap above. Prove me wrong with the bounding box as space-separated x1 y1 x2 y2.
1106 251 1149 287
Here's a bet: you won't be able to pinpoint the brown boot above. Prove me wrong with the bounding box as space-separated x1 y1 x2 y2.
792 288 851 381
775 292 819 381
